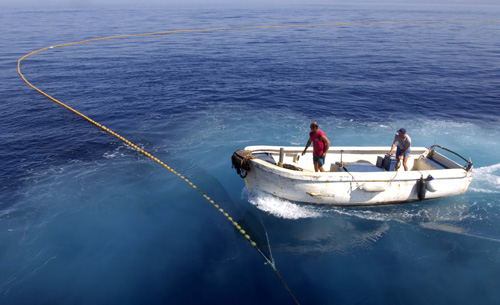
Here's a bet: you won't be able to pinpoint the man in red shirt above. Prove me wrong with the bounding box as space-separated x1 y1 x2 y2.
302 122 331 172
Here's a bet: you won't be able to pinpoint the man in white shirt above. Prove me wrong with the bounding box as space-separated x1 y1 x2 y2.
388 128 411 171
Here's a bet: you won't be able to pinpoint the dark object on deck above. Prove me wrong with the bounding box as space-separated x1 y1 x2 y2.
382 155 397 171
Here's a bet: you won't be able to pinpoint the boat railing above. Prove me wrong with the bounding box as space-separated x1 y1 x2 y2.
428 145 473 171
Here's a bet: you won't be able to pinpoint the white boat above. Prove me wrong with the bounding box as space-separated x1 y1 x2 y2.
231 145 473 206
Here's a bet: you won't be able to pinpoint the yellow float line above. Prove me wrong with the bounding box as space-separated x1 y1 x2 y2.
18 20 500 56
17 63 258 247
18 20 499 305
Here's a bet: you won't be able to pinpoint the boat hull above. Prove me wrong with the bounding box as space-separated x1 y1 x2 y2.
237 146 473 206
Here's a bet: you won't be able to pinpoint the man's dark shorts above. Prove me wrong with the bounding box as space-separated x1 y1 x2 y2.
396 146 411 157
313 154 325 168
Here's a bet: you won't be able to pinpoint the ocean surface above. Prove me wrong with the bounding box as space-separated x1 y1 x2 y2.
1 3 500 304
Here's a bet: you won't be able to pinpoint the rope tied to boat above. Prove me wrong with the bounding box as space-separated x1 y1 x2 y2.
231 150 254 178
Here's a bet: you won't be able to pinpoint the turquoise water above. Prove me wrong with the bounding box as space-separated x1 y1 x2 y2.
1 3 500 304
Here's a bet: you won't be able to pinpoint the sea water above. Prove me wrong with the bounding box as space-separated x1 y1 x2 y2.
1 3 500 305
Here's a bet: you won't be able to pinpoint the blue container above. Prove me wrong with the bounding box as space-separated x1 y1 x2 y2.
382 155 397 171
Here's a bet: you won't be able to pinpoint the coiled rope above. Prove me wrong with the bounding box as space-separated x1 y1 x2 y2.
18 20 499 305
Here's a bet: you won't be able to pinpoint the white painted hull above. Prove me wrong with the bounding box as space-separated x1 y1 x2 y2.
238 146 473 206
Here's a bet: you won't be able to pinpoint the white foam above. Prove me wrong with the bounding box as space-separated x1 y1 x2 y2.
469 188 500 194
246 189 323 219
323 206 391 221
470 163 500 193
103 146 129 159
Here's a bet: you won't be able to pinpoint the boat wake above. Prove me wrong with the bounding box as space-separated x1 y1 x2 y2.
469 163 500 194
246 189 324 219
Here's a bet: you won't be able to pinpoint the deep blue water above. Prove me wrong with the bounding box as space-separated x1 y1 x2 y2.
1 3 500 305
